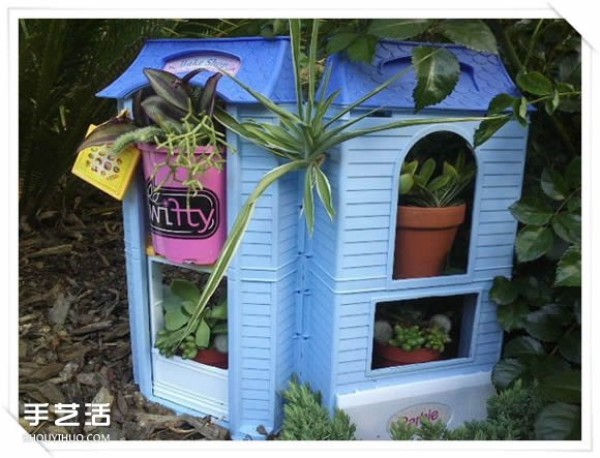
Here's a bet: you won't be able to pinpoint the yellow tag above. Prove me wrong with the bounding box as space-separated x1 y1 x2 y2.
71 124 141 201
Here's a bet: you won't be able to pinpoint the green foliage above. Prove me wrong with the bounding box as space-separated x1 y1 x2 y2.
517 71 554 96
485 380 546 438
368 19 434 40
503 336 545 359
279 377 356 440
19 18 181 219
534 402 581 440
481 19 582 440
389 419 419 440
515 226 554 263
390 417 450 440
490 271 580 393
473 116 510 147
447 420 519 440
399 151 476 207
391 381 545 440
412 47 460 111
388 323 451 353
155 279 227 359
439 20 498 53
487 156 581 440
510 157 581 266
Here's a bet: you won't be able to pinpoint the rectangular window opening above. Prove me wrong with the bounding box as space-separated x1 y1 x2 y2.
149 261 229 371
371 293 477 371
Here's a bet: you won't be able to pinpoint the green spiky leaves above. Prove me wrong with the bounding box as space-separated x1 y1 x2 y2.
161 18 496 357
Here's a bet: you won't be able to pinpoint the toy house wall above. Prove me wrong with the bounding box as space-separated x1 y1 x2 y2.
226 105 300 437
304 111 528 409
122 101 301 438
122 102 527 436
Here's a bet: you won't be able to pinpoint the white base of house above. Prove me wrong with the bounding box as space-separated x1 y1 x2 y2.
336 371 495 440
151 349 229 421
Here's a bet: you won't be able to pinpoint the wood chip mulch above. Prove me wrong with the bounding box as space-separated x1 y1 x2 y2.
18 197 230 441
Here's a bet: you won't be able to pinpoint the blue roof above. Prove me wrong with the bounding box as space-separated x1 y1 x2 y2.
97 37 296 104
321 40 520 112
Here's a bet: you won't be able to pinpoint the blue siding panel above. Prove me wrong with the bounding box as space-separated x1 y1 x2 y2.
302 117 526 406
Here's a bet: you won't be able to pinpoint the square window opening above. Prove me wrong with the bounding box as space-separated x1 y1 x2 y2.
371 293 478 370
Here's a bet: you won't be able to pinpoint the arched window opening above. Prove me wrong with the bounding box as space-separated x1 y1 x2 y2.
393 131 477 280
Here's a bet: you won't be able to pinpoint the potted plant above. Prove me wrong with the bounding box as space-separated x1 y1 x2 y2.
76 68 228 265
374 313 452 367
394 151 476 279
155 278 228 369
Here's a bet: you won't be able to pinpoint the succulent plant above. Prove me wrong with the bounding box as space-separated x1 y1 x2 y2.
399 151 475 208
213 334 229 354
154 278 228 359
428 314 452 333
374 320 394 344
388 320 451 353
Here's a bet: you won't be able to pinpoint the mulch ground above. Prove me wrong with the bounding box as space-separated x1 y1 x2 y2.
18 195 230 440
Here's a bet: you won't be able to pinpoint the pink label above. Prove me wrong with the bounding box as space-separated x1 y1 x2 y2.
163 53 241 76
388 403 452 430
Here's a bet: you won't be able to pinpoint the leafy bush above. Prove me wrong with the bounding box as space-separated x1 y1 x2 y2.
485 19 581 440
485 380 546 438
279 377 356 440
19 19 179 219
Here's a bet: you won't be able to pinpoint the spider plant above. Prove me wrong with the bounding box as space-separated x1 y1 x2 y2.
154 19 505 356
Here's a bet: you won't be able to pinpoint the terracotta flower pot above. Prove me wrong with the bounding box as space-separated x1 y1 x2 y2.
194 348 228 369
374 341 441 367
394 204 466 279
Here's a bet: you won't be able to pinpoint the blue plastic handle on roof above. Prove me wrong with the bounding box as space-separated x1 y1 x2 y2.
320 40 523 112
97 37 297 104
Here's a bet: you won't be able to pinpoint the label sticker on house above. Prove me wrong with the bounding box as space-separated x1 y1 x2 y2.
387 402 452 430
146 180 220 239
163 53 242 76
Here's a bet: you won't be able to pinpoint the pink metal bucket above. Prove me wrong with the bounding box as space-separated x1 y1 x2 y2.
139 143 226 265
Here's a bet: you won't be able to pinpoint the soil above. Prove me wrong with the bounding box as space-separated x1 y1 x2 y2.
18 194 230 441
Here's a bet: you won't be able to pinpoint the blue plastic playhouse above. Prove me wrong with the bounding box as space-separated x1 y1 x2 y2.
99 37 528 439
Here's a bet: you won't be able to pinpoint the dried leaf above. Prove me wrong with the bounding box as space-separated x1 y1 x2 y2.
76 372 102 387
49 291 74 326
71 320 113 335
36 382 66 404
29 244 73 258
21 362 64 381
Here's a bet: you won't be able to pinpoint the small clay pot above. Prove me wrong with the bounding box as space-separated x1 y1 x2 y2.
194 348 228 369
374 341 441 367
394 204 466 279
